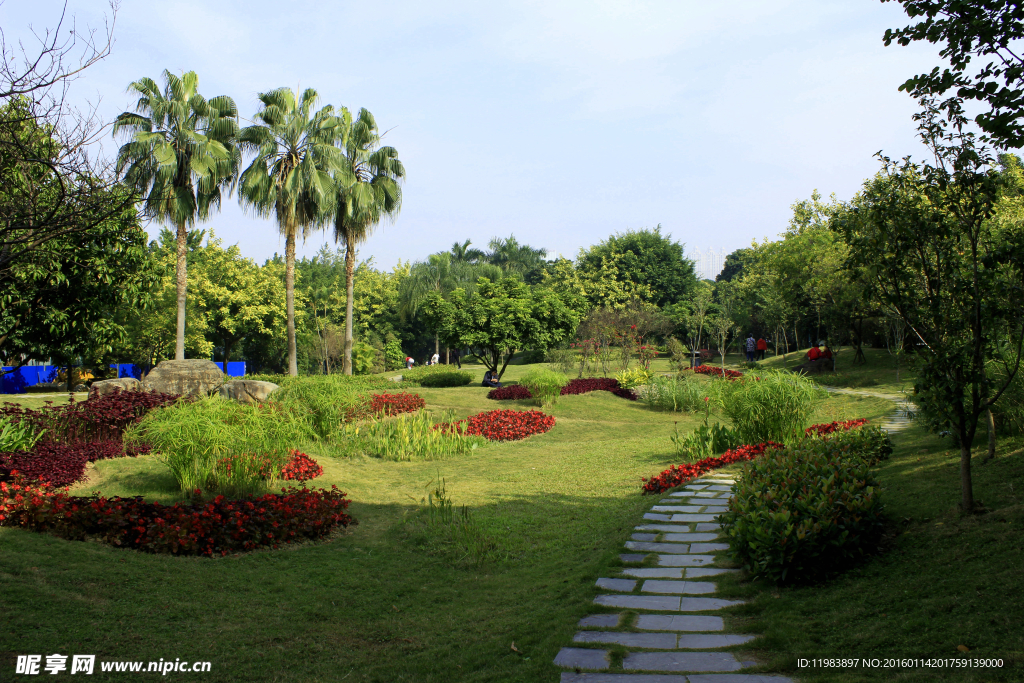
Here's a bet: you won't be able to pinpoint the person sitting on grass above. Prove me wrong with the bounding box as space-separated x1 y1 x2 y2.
806 343 822 362
482 370 502 388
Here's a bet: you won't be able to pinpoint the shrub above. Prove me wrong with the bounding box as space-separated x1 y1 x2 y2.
518 368 569 406
682 365 743 380
720 440 885 583
616 366 652 390
0 415 45 451
281 451 323 482
488 385 533 400
720 371 827 444
418 371 473 388
370 392 426 416
360 411 485 461
0 440 152 487
0 476 355 556
641 442 782 494
127 397 315 493
671 419 741 463
445 409 556 442
813 423 893 466
805 418 868 436
402 365 471 386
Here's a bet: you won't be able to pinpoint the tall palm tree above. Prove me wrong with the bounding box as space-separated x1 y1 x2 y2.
332 108 404 375
450 239 485 264
113 70 238 361
487 235 547 276
237 88 346 376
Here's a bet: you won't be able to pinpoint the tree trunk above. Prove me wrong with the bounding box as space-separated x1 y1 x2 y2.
434 334 439 357
984 407 996 463
445 347 449 365
960 441 975 511
342 241 356 375
175 222 188 360
285 224 298 377
223 337 231 375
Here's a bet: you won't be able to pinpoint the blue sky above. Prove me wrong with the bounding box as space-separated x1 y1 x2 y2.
3 0 941 269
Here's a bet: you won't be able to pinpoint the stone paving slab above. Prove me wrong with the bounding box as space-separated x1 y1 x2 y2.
597 577 638 592
621 568 685 578
635 614 725 632
620 553 648 563
684 484 710 490
575 631 679 649
637 524 699 532
705 485 734 492
580 614 621 628
686 568 739 578
644 513 675 521
595 594 680 611
626 541 691 553
694 523 723 532
692 491 723 498
641 580 717 595
694 478 735 484
677 634 756 649
662 533 720 542
554 647 610 670
633 533 659 541
688 543 729 553
670 514 718 522
652 505 705 513
656 554 716 567
623 651 742 672
689 676 794 683
679 597 745 611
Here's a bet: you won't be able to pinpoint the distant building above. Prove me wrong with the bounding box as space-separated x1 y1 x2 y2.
688 248 727 281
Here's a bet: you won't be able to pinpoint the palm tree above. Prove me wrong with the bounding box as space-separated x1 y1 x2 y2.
450 239 485 264
237 88 346 376
487 235 547 276
113 70 238 361
331 108 404 375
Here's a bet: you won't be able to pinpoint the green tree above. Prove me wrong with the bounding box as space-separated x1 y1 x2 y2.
421 277 580 379
576 226 697 307
238 87 345 376
330 108 404 375
450 239 485 264
486 235 547 278
113 70 238 361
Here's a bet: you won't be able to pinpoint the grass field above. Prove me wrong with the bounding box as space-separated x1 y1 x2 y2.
1 356 1020 682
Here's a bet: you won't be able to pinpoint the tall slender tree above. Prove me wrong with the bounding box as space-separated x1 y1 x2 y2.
331 108 404 375
237 88 346 376
113 70 238 360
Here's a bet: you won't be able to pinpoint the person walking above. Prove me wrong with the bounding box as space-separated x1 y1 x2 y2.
756 336 767 361
745 334 756 362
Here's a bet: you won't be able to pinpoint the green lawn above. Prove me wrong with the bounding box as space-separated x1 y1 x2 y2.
2 358 1019 681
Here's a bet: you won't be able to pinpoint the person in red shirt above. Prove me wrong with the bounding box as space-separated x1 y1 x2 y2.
756 337 767 360
806 345 821 362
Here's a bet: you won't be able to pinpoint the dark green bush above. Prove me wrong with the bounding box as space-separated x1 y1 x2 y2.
818 424 893 466
720 439 884 583
418 371 473 388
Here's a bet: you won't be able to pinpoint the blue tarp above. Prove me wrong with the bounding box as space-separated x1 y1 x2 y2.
1 361 246 394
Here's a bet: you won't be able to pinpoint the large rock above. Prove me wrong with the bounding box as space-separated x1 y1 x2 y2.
794 358 835 375
141 359 224 398
218 379 279 404
89 377 142 399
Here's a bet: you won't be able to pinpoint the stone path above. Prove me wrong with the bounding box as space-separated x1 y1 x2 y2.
553 477 794 683
824 387 916 434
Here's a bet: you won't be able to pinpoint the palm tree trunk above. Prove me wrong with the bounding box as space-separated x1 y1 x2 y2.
175 222 188 360
342 241 356 375
285 224 298 377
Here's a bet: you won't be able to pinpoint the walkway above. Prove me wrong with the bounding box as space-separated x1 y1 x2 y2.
552 475 793 683
823 387 916 434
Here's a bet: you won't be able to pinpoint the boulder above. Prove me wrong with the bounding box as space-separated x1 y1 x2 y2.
141 359 224 398
794 358 835 375
218 379 279 404
89 377 142 399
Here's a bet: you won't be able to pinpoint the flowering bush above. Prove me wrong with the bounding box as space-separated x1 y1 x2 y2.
0 440 152 487
488 378 637 401
682 365 744 380
439 409 556 442
369 392 426 416
805 418 869 436
641 442 783 494
0 476 355 556
487 385 533 400
281 451 323 481
0 390 179 444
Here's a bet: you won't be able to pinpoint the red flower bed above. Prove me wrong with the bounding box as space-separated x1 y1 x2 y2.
641 442 783 494
281 450 323 482
0 390 179 444
487 378 637 401
369 392 425 416
805 419 869 436
681 365 743 380
436 409 555 441
0 476 355 556
0 441 152 487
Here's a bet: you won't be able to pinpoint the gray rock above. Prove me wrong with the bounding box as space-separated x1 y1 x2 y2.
88 377 142 399
554 648 610 670
596 578 636 592
622 651 742 672
676 634 756 649
574 631 678 649
641 580 717 595
218 379 280 404
141 359 224 398
635 614 725 632
579 614 621 628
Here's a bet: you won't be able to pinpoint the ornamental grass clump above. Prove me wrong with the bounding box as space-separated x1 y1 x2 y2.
273 375 390 438
360 411 485 461
517 368 568 407
720 439 885 583
720 370 827 444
